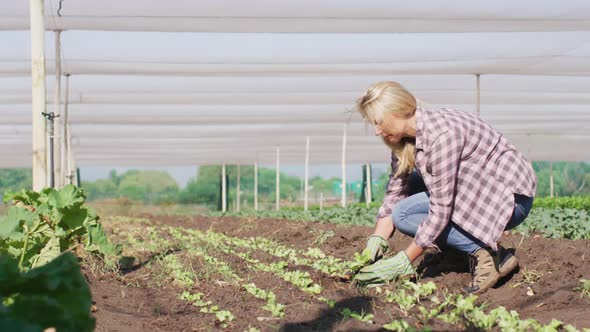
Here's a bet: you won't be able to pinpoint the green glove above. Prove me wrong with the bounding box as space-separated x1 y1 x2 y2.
366 235 389 263
353 251 415 287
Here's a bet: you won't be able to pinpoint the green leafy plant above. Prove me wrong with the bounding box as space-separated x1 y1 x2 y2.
383 319 417 331
514 208 590 240
243 283 285 318
308 228 335 245
0 252 95 332
1 185 122 270
341 308 374 324
348 248 373 274
574 279 590 299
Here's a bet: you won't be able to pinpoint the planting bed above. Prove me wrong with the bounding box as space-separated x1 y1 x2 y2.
87 214 590 331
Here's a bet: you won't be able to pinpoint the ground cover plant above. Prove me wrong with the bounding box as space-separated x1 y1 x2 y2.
211 202 590 241
87 213 590 331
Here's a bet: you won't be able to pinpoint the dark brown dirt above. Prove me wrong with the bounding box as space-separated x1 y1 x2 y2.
88 214 590 331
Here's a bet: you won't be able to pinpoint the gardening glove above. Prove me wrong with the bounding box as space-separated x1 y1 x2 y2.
353 251 415 287
366 234 389 263
341 235 389 281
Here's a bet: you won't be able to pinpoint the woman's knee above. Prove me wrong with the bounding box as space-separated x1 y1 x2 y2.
391 203 406 229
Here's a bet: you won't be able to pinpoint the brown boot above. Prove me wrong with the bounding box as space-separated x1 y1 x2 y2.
463 248 501 294
497 246 519 278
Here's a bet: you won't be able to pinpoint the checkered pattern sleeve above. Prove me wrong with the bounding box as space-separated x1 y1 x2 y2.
414 130 464 248
376 154 410 221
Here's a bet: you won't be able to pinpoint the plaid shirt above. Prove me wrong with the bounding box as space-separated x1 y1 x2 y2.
377 108 537 251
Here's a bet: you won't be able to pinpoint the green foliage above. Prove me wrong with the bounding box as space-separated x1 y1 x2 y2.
533 161 590 197
574 279 590 299
341 308 374 324
212 203 378 226
0 252 95 332
179 165 303 209
514 208 590 240
118 170 179 204
1 185 122 270
221 202 590 241
180 290 235 328
83 169 179 204
383 319 420 332
0 169 31 202
349 248 374 273
533 196 590 212
243 283 285 317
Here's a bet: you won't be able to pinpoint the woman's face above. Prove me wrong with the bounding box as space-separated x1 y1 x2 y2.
374 112 407 144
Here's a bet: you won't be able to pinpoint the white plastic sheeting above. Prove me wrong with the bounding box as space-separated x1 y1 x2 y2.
2 0 590 32
0 1 589 167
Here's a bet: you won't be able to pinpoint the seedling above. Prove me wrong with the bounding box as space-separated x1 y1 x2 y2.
574 279 590 299
341 308 374 324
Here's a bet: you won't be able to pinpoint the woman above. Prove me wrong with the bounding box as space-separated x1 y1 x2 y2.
352 81 536 294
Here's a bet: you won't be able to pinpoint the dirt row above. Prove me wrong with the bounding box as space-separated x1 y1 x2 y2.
87 214 590 331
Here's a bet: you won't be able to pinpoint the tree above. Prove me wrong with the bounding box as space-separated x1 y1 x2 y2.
0 168 32 200
117 170 179 203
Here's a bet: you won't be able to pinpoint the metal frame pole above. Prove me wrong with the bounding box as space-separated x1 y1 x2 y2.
42 112 59 188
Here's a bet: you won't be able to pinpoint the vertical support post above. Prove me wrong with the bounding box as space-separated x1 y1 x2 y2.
236 164 241 212
550 161 554 198
30 0 47 191
276 146 280 211
341 124 347 207
222 163 227 212
54 30 62 188
319 192 324 211
366 162 372 207
476 73 481 117
64 74 72 184
304 136 310 211
75 167 80 187
254 158 258 211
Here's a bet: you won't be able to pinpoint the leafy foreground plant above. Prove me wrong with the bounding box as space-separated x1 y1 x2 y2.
1 185 122 270
0 252 95 332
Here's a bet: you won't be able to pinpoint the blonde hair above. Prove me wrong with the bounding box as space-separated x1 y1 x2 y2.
356 81 417 177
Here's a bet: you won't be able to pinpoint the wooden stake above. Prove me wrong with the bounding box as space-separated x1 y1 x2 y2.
366 162 372 207
476 73 481 117
236 164 241 212
304 136 310 211
254 158 258 211
550 161 554 198
30 0 47 190
341 124 347 207
64 74 72 184
222 163 227 212
54 30 62 188
276 147 280 211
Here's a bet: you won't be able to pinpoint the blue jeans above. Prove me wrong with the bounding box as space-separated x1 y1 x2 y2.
391 171 534 254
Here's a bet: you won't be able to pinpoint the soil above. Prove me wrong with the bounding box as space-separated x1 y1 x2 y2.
87 214 590 331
